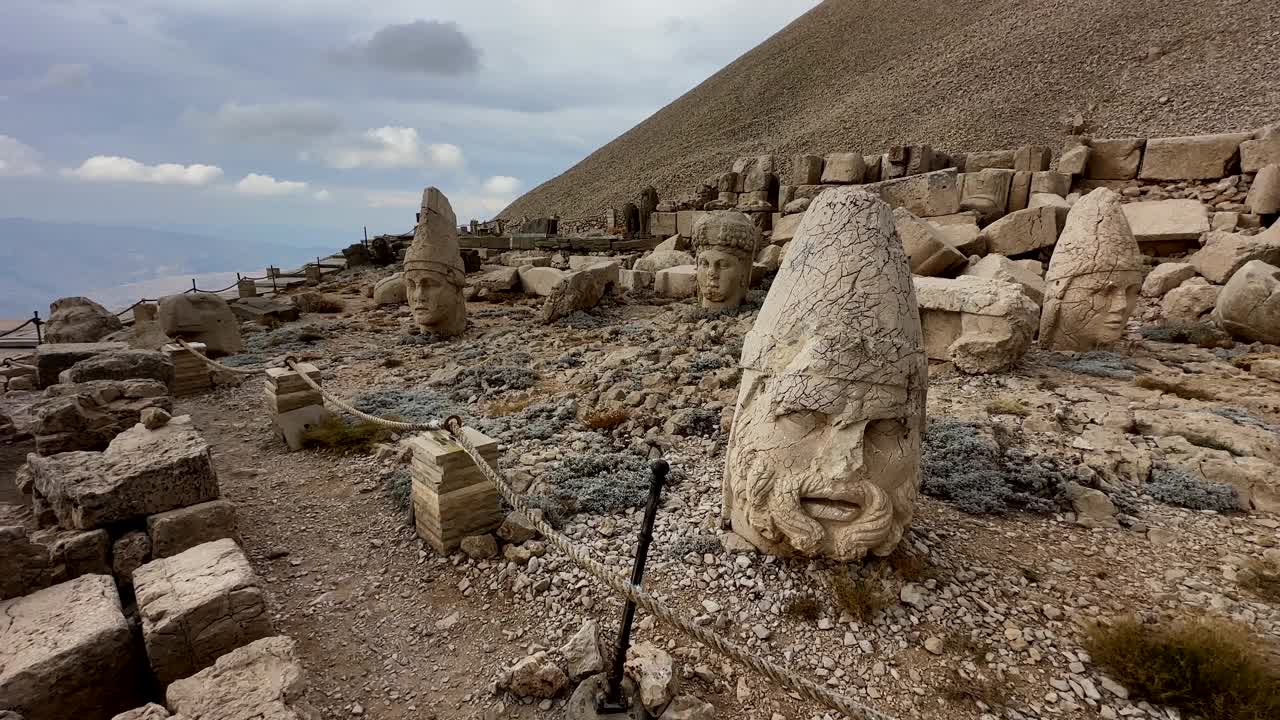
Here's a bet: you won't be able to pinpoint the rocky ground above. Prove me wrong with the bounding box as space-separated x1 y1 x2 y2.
160 263 1280 720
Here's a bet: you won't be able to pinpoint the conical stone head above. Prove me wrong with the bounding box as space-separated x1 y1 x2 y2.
405 187 467 336
724 187 926 561
1039 188 1144 350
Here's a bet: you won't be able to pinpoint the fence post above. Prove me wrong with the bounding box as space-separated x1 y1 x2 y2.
32 310 43 345
191 278 198 293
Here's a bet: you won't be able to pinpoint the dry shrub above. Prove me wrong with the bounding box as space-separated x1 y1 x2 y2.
582 405 630 430
831 572 891 623
783 595 822 622
296 293 345 314
948 631 988 660
942 667 1009 708
1135 373 1217 401
487 395 536 417
302 418 393 455
985 397 1031 417
1085 617 1280 720
881 547 936 581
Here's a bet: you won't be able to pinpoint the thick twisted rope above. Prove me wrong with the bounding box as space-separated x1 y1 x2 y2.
283 357 445 432
0 358 37 371
443 417 897 720
175 339 266 376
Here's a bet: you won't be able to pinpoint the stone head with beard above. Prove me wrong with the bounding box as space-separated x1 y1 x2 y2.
722 187 926 560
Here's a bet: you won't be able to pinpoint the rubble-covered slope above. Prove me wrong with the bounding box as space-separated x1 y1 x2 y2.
500 0 1280 220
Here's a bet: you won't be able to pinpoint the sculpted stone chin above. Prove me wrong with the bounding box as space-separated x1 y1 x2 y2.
1039 188 1143 351
405 187 467 337
693 211 757 310
722 187 926 561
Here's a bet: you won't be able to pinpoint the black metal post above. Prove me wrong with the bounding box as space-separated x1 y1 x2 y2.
32 311 42 344
598 459 669 713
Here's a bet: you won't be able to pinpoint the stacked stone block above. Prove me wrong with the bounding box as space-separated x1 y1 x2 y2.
265 363 333 452
409 427 503 554
163 341 212 397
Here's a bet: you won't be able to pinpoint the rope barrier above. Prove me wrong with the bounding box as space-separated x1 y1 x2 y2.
1 358 36 371
0 318 35 338
174 344 898 719
174 339 269 376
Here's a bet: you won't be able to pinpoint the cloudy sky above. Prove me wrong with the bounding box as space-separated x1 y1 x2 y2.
0 0 818 245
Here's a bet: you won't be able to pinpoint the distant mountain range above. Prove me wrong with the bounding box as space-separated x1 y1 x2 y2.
0 218 333 316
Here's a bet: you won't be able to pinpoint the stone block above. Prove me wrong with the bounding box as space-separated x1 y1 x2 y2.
1138 132 1251 180
163 343 212 397
271 405 335 452
960 254 1046 305
676 210 707 238
821 153 865 184
772 212 805 242
264 387 322 416
913 276 1039 373
372 274 406 305
1121 199 1209 246
264 364 321 395
409 428 502 554
1084 138 1145 180
963 150 1016 173
541 262 619 323
978 207 1059 256
650 212 677 238
1161 279 1220 321
134 539 273 685
59 350 174 388
113 704 172 719
0 575 143 720
619 269 655 291
35 342 129 389
236 278 257 299
228 297 299 325
1212 260 1280 345
1240 135 1280 173
517 266 567 297
634 250 694 273
27 415 219 530
892 208 967 277
1188 228 1280 284
159 294 243 356
654 265 698 299
112 530 151 587
1008 170 1032 213
30 527 110 584
148 499 240 559
1014 146 1051 172
862 168 960 217
1246 163 1280 215
1211 212 1240 232
790 154 823 185
1030 171 1071 196
1141 262 1198 298
165 636 317 720
1 505 48 600
930 219 985 256
1057 142 1090 175
959 168 1015 222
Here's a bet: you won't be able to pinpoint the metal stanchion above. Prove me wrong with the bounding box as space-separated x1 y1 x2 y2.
597 459 669 713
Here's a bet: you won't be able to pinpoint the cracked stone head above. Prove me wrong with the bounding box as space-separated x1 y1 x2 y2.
405 187 467 337
1040 188 1144 351
723 188 926 561
693 211 757 310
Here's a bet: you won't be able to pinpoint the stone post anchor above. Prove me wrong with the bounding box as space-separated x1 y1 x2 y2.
408 428 502 554
163 342 212 397
265 363 332 451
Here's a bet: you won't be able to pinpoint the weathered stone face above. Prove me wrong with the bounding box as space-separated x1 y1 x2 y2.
692 211 757 310
404 187 467 337
723 188 925 561
44 297 123 344
1039 188 1143 351
158 293 243 356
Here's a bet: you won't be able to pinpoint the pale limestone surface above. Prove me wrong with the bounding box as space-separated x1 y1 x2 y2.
158 293 243 356
913 276 1039 373
404 187 466 337
959 168 1014 222
654 265 698 299
978 206 1059 256
1160 278 1220 321
44 296 123 344
634 249 695 273
372 272 406 305
165 636 319 720
517 266 567 296
960 253 1046 305
892 208 966 277
1246 163 1280 214
27 414 219 529
1138 132 1251 180
541 261 618 323
1121 199 1209 244
724 187 924 561
1039 188 1144 351
692 210 758 310
1212 260 1280 345
0 575 142 720
134 538 273 684
147 499 240 558
1188 226 1280 283
1140 262 1197 298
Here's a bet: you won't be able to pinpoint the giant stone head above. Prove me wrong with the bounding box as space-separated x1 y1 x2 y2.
404 187 467 337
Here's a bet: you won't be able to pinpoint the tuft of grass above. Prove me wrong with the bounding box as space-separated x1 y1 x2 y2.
985 397 1031 417
1085 617 1280 720
1135 373 1217 401
783 595 822 622
296 293 345 314
942 668 1009 709
301 418 393 455
1146 465 1240 512
877 547 936 582
581 405 630 430
948 631 988 660
831 573 890 623
1019 566 1042 584
381 356 403 368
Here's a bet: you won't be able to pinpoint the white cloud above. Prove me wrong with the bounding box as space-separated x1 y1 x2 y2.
324 126 463 169
63 155 223 185
185 100 341 143
482 175 520 194
313 189 332 201
36 62 90 90
364 189 420 208
0 135 44 176
234 172 309 196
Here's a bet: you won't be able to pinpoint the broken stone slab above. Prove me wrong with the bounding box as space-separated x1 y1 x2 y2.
1030 171 1072 196
501 651 569 698
1 504 48 600
0 574 144 720
30 526 110 585
1160 278 1220 321
35 342 129 389
271 404 335 452
1141 262 1198 298
913 276 1039 374
978 206 1059 256
1084 138 1145 180
1008 170 1032 213
860 168 960 217
927 212 985 255
148 499 240 559
27 414 219 529
634 250 695 273
44 297 124 345
771 212 804 242
159 293 243 356
134 538 274 685
372 273 406 305
963 149 1016 173
820 152 865 183
1064 482 1119 529
1014 145 1051 172
959 168 1014 222
1121 199 1209 246
1188 228 1280 284
1246 163 1280 215
111 704 172 720
675 210 708 238
624 642 679 715
1057 141 1090 175
517 266 567 297
1240 134 1280 173
960 254 1046 305
1138 132 1252 180
542 261 619 324
653 235 688 252
165 636 319 720
1212 260 1280 345
560 619 605 682
650 212 678 237
1135 408 1279 465
59 350 175 388
28 379 173 456
654 265 698 299
227 296 299 325
893 208 967 277
790 154 823 185
618 269 655 291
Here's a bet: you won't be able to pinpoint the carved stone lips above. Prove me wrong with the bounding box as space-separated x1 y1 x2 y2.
800 488 862 521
